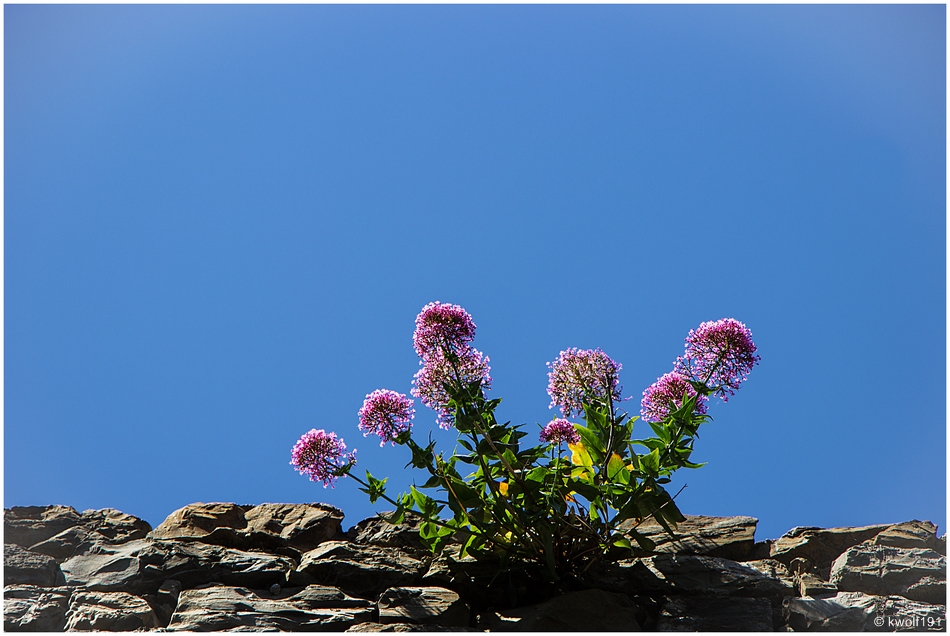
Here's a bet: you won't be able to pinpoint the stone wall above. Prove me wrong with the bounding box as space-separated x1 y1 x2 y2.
4 503 946 631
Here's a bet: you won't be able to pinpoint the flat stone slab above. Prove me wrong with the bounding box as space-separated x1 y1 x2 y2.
165 584 374 631
486 588 643 631
770 524 890 577
378 587 469 627
296 541 430 598
620 514 758 561
4 506 83 548
3 585 72 631
873 520 944 553
646 553 796 597
64 589 160 631
60 538 296 594
656 595 773 631
785 591 947 632
831 543 946 604
4 543 66 587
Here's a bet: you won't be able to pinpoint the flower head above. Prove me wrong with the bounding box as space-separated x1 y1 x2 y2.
540 419 581 445
290 429 356 487
547 348 623 417
411 347 492 429
674 318 760 401
640 371 708 423
358 389 414 446
413 301 477 359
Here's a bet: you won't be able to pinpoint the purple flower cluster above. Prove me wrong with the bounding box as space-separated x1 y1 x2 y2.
290 429 356 488
640 372 708 423
546 348 623 417
674 318 760 401
539 419 581 445
358 389 415 446
412 301 477 358
411 302 492 429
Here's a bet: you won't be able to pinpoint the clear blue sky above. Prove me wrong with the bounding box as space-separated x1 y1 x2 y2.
5 5 945 541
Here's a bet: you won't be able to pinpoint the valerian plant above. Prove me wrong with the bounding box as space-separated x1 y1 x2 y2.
290 302 760 582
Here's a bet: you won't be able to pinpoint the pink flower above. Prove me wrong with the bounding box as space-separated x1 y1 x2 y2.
674 318 760 401
540 419 581 445
413 301 478 359
640 371 708 423
358 389 414 446
290 429 356 487
547 348 623 417
411 348 492 429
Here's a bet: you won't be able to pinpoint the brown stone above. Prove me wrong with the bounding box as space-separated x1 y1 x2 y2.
150 502 247 539
64 590 160 631
770 523 891 578
874 520 943 553
244 502 344 552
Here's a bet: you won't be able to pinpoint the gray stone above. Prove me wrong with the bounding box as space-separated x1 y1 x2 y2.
3 585 71 631
833 591 947 632
645 553 796 597
830 543 946 604
784 596 868 631
378 587 469 627
296 541 430 598
22 508 151 563
619 514 758 562
586 557 677 596
4 543 66 586
347 513 425 550
770 524 890 578
4 506 82 548
874 520 943 553
64 589 160 631
656 595 773 631
28 526 99 562
165 584 374 631
61 538 295 594
487 588 642 631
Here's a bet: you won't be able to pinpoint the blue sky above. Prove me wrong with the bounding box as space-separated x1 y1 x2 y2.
5 5 945 542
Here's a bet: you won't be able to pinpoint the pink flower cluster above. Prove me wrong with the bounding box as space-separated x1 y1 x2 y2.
290 429 356 488
358 389 414 446
640 371 708 423
539 419 581 445
674 318 760 401
411 302 491 429
412 301 478 358
546 348 623 417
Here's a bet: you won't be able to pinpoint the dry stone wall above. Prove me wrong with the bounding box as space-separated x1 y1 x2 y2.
4 503 946 631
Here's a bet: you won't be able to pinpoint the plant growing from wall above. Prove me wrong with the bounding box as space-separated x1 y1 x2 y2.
291 302 760 582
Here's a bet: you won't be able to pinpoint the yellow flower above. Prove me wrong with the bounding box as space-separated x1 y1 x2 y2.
498 481 509 496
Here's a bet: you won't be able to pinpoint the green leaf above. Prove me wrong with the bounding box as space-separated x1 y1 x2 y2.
627 529 656 552
612 536 632 549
